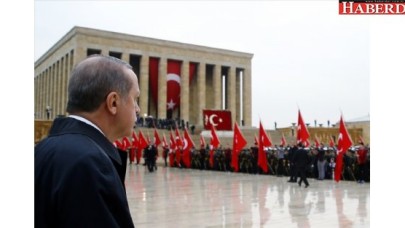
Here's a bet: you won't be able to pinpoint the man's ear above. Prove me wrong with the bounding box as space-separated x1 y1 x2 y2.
106 92 119 115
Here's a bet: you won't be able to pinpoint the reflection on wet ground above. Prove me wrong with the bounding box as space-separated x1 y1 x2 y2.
125 165 369 228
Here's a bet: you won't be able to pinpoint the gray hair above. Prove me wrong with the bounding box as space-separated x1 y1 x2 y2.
66 55 134 113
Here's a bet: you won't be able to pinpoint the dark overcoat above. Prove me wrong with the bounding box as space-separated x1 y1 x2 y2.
35 117 134 228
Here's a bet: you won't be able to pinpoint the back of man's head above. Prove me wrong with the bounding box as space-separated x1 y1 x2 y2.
66 55 133 114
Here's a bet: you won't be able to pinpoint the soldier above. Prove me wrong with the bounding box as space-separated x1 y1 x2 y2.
287 144 298 183
317 145 327 180
276 145 285 177
356 142 368 183
162 145 169 167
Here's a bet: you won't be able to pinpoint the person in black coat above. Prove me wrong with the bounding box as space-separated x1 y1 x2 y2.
145 142 158 172
287 144 298 183
35 55 139 228
294 142 310 188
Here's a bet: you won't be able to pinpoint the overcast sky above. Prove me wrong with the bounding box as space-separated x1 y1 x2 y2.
34 0 371 128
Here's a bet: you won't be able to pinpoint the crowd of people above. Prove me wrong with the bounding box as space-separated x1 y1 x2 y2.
137 142 370 184
136 115 195 133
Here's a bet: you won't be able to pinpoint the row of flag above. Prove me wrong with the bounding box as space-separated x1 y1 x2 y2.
114 110 354 182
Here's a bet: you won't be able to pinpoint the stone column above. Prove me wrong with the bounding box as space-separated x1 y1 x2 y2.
34 76 38 118
139 55 149 117
213 64 221 110
243 65 252 127
158 57 167 120
235 69 242 125
196 62 206 126
44 69 48 119
55 60 61 117
60 54 67 116
180 60 190 123
50 64 55 119
227 66 236 126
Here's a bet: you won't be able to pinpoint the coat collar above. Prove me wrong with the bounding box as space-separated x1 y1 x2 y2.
49 117 122 165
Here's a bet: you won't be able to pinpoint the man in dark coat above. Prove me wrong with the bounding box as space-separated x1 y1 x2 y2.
144 142 158 172
287 144 298 183
35 55 139 227
294 142 310 188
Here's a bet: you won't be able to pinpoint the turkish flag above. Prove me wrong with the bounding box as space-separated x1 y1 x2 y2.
122 137 131 150
138 131 148 151
132 131 138 148
114 140 124 150
129 131 138 163
232 122 247 172
169 131 177 167
175 127 183 149
209 125 220 167
167 60 182 111
200 135 206 149
258 121 272 173
334 115 353 182
203 109 232 130
297 110 310 147
183 129 195 168
154 128 161 147
280 133 286 147
254 135 258 146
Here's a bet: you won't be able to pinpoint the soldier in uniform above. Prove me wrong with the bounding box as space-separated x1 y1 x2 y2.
276 145 285 177
356 142 368 183
162 145 169 167
316 145 326 180
287 144 298 183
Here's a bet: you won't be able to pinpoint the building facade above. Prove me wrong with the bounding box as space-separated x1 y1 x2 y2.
34 26 253 127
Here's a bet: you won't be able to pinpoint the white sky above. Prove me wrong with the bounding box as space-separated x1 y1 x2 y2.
1 1 405 226
34 1 372 128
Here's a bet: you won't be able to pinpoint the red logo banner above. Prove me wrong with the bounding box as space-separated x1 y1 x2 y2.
339 1 405 14
203 110 232 130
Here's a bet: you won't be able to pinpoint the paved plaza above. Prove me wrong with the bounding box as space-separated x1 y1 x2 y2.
125 164 370 228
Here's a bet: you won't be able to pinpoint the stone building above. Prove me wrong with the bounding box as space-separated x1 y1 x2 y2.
34 26 253 128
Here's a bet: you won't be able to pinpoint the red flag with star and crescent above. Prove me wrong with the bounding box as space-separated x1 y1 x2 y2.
153 128 161 147
203 109 232 130
175 127 184 149
166 60 181 111
138 130 148 151
258 121 272 173
129 131 138 163
334 115 353 182
164 60 196 111
232 122 247 172
209 125 220 167
297 110 310 147
183 129 195 168
169 131 177 167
